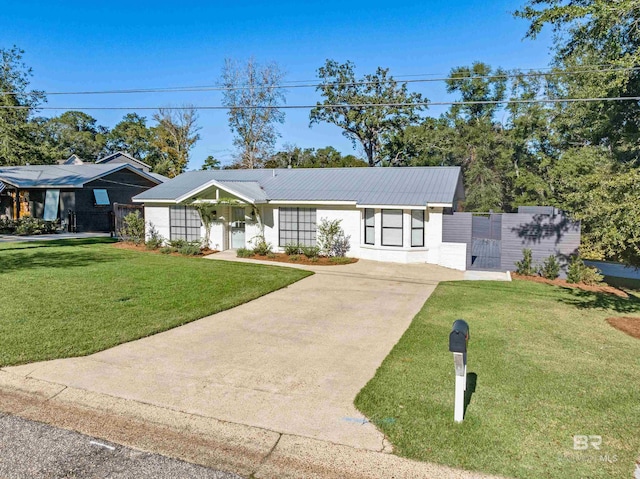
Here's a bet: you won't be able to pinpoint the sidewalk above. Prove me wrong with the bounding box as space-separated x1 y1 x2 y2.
0 371 502 479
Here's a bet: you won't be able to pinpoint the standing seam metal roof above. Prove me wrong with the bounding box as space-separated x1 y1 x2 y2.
133 167 463 206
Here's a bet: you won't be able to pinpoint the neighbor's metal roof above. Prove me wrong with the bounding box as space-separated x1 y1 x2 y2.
0 164 164 188
133 167 464 207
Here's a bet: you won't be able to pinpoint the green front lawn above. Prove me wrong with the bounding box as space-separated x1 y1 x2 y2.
355 280 640 479
0 239 312 366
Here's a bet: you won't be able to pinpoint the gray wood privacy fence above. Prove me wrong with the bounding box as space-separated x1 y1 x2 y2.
442 209 581 276
112 203 144 239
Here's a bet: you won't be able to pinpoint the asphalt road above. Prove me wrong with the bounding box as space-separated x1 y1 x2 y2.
0 413 243 479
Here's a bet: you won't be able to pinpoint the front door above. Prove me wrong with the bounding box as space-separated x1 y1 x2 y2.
231 207 246 249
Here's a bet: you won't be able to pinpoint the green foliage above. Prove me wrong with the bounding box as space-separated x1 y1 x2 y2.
567 256 604 285
42 111 107 160
317 218 351 257
177 242 201 256
152 107 200 177
201 155 221 170
301 245 320 259
310 60 425 167
159 246 174 255
288 254 301 262
221 58 285 169
251 235 273 255
104 113 161 166
119 212 145 245
284 243 302 255
264 145 367 169
8 217 59 236
515 248 535 276
236 247 253 258
191 201 217 248
538 255 561 280
145 223 164 250
329 256 353 264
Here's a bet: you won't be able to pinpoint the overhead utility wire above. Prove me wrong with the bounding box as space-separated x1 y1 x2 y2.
0 66 638 96
1 96 639 111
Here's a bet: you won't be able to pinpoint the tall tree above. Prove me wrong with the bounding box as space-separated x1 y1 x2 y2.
0 46 47 165
201 155 221 170
221 58 285 169
104 113 160 164
43 111 107 160
310 60 425 167
152 106 200 177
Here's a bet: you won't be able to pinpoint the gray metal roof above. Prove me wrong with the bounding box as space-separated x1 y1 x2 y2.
134 167 464 207
0 164 164 188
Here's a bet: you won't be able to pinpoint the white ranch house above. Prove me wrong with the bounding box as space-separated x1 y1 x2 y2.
133 166 468 269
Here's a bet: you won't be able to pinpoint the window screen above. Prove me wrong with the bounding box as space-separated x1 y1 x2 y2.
170 205 202 242
93 189 110 206
279 207 316 246
364 208 375 245
411 210 425 247
381 209 403 246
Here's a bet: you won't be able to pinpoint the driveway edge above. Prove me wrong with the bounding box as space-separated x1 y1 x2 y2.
0 370 503 479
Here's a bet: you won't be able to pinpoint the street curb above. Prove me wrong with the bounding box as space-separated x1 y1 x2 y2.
0 370 504 479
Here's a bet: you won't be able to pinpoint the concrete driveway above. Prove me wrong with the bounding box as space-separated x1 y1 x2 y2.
6 258 463 451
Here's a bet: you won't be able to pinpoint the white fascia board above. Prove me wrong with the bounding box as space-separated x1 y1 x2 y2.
267 200 356 206
132 198 176 204
426 202 453 208
175 179 257 205
356 204 429 210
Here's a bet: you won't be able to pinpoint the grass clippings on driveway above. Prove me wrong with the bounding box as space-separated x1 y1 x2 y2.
0 238 312 366
355 280 640 479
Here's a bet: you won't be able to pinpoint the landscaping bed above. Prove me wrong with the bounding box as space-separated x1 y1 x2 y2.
0 238 311 366
113 241 218 257
241 252 357 266
512 272 629 298
355 280 640 478
606 316 640 339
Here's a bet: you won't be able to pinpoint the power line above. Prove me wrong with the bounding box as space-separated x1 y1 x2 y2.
0 66 638 96
1 96 639 111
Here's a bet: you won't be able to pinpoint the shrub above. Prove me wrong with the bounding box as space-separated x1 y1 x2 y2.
266 252 276 259
169 239 188 249
288 254 301 262
301 245 320 258
567 256 604 285
11 217 59 236
251 235 273 255
145 223 164 250
317 218 351 257
236 248 253 258
0 217 14 234
284 243 302 255
178 241 202 256
159 246 175 254
515 248 535 276
539 255 561 280
120 212 145 244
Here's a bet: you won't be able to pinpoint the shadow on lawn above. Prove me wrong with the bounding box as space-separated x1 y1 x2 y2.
0 237 115 252
558 287 640 313
464 372 477 416
0 248 116 274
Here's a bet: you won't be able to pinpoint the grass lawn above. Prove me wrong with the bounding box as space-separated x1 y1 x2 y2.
0 238 312 366
355 280 640 479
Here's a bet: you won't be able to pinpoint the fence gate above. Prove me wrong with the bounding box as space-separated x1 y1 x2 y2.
470 214 502 270
112 203 144 238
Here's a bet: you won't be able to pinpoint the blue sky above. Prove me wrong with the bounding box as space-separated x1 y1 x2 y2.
2 1 553 169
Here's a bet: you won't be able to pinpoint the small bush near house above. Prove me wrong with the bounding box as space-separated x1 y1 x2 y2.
567 255 604 285
284 243 302 255
266 252 276 259
178 241 202 256
539 255 561 280
288 254 301 262
317 218 351 257
236 248 253 258
120 212 145 244
515 248 534 276
301 245 320 258
145 223 164 250
252 235 273 255
3 217 60 236
169 239 187 249
159 246 174 254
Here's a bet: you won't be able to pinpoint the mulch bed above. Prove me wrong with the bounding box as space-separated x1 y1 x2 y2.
247 252 358 266
112 242 218 257
512 273 629 298
606 317 640 340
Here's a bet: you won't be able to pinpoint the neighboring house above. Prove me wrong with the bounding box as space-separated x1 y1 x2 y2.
96 151 153 173
58 154 85 165
133 166 471 267
0 164 165 232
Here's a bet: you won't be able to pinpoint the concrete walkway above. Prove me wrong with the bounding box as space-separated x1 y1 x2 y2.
0 256 504 478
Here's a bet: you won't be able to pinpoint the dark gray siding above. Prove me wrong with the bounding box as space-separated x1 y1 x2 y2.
501 213 581 277
442 212 473 269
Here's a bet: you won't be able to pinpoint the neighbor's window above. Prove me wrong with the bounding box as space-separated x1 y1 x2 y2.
170 205 201 241
411 210 425 247
381 209 403 246
93 189 110 206
279 207 316 246
364 208 375 245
